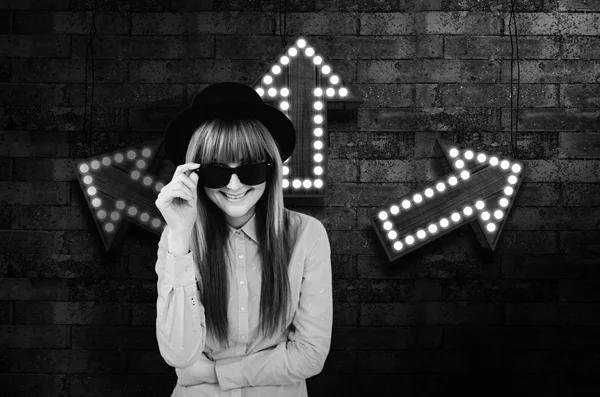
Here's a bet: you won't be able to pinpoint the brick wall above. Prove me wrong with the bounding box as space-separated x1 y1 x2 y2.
1 0 599 396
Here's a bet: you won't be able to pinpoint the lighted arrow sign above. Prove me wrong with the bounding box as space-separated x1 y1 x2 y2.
75 139 167 251
371 139 525 261
251 36 362 197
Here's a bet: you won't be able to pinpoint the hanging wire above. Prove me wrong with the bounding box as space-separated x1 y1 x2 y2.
279 0 288 47
82 0 98 158
508 0 521 159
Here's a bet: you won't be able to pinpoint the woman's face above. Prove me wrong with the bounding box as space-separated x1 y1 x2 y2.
204 162 266 229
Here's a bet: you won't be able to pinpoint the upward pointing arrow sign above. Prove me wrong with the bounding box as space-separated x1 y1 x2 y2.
371 139 525 261
251 36 362 197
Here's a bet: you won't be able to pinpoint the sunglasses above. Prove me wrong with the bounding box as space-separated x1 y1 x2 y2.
195 161 272 188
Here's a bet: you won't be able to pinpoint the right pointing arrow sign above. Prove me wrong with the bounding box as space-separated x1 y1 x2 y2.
371 138 525 261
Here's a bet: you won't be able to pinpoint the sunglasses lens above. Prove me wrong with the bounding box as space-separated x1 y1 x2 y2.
237 163 268 186
198 162 270 188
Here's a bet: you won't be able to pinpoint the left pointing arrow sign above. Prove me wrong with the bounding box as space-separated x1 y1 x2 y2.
371 139 525 262
75 139 167 251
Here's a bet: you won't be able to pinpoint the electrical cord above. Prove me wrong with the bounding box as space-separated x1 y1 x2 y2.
82 0 98 158
508 0 521 159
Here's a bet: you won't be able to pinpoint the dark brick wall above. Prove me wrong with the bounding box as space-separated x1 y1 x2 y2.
1 0 600 396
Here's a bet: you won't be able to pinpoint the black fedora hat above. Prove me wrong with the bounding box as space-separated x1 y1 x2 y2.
164 82 296 167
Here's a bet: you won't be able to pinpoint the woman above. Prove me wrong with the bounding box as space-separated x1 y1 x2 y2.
154 82 333 397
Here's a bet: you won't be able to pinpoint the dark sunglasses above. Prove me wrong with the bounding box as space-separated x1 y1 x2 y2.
195 161 272 188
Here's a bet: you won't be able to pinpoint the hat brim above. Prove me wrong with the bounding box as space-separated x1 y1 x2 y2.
165 102 296 167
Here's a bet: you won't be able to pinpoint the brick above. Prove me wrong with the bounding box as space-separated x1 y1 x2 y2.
11 59 126 83
560 373 600 395
561 85 600 108
0 83 83 107
503 13 560 35
334 279 413 302
0 34 70 58
331 255 356 278
560 280 600 302
127 350 171 373
359 107 501 132
0 374 66 397
333 302 359 325
129 107 181 131
359 13 415 35
504 302 558 325
0 230 65 252
327 159 359 182
359 160 415 183
69 0 173 11
196 12 273 34
215 36 284 60
510 132 560 160
329 230 378 255
502 60 600 83
442 279 558 302
330 131 415 160
14 302 130 325
11 252 128 278
12 11 53 34
496 230 559 254
0 278 69 300
171 0 214 10
131 303 155 326
559 13 600 35
508 109 600 131
561 231 600 254
559 303 600 325
422 11 502 34
11 205 84 229
69 279 156 302
555 0 600 10
55 11 128 34
501 254 600 279
6 348 127 373
90 84 186 107
0 106 125 132
360 303 413 326
71 36 210 59
64 374 176 397
417 83 557 107
0 325 70 348
415 278 442 301
0 11 10 33
358 60 499 83
313 0 409 12
72 326 156 349
354 84 413 108
0 301 13 323
561 327 600 349
559 160 600 182
275 12 357 35
415 302 503 324
443 325 559 349
322 183 415 207
128 60 261 83
358 251 501 279
2 0 69 9
311 36 418 60
443 0 544 11
128 254 158 279
131 13 193 35
562 37 600 59
322 351 356 373
0 255 7 277
562 183 600 206
446 35 559 59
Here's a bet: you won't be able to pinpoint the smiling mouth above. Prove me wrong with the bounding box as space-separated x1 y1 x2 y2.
221 190 251 200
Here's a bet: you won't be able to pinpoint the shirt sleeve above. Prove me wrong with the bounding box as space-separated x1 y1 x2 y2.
155 226 206 369
214 219 333 390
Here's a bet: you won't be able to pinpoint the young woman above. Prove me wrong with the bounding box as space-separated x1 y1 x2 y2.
154 82 332 397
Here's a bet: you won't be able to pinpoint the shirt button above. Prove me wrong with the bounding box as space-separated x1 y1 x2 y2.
238 254 243 259
240 306 246 312
240 280 245 285
186 267 192 274
240 335 247 341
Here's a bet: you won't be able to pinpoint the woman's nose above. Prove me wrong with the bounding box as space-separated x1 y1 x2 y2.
226 172 244 189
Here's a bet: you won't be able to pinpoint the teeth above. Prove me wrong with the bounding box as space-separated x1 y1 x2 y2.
224 191 247 199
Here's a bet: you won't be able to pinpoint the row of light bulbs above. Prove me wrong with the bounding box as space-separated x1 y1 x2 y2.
79 148 165 233
377 146 523 252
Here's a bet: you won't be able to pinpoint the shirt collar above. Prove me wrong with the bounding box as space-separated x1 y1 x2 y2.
227 213 258 243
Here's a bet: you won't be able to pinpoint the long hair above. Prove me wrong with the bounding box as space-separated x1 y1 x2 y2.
183 117 297 345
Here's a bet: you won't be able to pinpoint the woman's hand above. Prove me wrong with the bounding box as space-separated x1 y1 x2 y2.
155 162 201 234
176 353 218 386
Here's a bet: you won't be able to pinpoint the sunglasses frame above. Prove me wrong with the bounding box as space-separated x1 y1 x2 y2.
195 160 273 188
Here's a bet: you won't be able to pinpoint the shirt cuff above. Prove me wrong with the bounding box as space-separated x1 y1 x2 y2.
164 250 196 288
215 356 247 390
